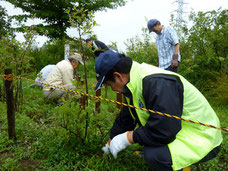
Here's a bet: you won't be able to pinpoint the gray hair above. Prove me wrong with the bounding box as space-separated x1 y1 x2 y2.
68 57 79 63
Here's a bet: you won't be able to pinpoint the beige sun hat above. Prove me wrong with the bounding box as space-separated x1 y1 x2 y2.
70 53 84 65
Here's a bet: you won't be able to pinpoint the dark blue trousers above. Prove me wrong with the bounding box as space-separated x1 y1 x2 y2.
143 145 221 171
144 145 172 171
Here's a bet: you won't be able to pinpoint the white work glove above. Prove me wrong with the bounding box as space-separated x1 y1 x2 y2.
109 131 131 159
102 143 110 155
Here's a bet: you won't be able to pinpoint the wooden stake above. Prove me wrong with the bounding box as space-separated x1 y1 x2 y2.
4 69 16 140
95 89 101 113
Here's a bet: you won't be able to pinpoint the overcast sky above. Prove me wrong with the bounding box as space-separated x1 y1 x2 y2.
1 0 227 52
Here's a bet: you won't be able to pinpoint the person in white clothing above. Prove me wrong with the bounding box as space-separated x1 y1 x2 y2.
43 53 84 100
35 64 55 87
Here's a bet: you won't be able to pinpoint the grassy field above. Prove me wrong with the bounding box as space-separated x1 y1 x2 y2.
0 64 227 170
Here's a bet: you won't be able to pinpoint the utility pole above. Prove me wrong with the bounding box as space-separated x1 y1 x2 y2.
177 0 184 26
174 0 187 27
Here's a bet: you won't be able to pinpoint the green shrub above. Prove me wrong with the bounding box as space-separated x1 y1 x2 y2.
125 28 157 65
29 39 64 71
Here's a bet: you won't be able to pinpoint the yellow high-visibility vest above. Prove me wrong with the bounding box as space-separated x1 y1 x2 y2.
126 61 223 170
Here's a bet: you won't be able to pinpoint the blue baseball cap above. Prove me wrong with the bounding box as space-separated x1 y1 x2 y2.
94 50 120 91
147 19 159 33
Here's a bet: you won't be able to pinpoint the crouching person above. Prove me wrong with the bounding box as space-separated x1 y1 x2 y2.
35 64 55 87
94 50 223 171
43 53 84 101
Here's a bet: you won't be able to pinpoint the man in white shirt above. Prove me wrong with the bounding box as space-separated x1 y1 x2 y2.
43 53 84 100
35 65 55 87
147 19 181 72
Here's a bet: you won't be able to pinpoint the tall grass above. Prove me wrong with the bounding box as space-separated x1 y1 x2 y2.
0 54 227 170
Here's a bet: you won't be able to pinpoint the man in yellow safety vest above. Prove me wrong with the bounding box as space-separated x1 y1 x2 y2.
94 50 222 171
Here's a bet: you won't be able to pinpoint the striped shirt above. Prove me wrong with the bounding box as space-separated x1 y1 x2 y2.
156 25 181 69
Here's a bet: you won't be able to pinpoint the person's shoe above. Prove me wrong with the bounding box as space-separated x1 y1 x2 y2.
134 150 144 157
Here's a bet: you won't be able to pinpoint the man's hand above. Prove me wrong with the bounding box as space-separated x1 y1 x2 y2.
102 139 111 155
171 54 179 68
102 143 110 155
109 132 132 159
